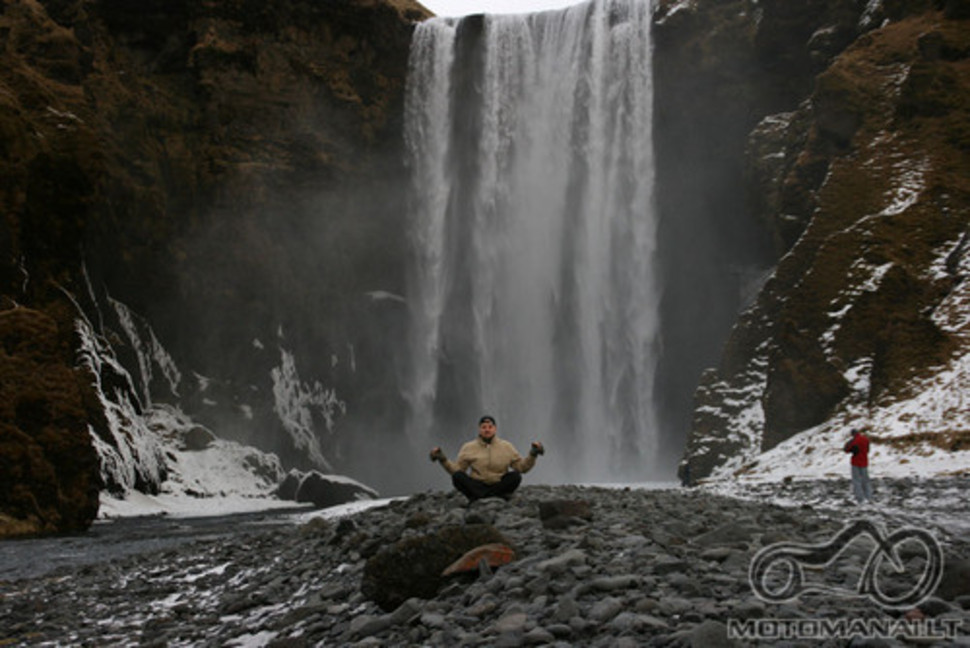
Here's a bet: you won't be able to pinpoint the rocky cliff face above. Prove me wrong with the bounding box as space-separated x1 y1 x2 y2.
0 306 101 536
5 0 965 535
0 0 429 536
660 0 970 481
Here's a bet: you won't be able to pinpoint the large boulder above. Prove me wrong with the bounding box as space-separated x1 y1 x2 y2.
277 468 303 501
362 524 510 611
293 470 379 508
936 557 970 602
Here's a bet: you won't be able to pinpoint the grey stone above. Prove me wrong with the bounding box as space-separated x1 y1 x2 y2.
938 559 970 601
569 616 592 633
700 547 734 561
384 598 420 626
653 556 689 575
588 575 640 591
553 596 580 623
639 613 671 630
494 632 526 648
421 612 448 628
588 596 624 623
347 614 389 639
526 574 551 595
690 619 735 648
918 597 953 616
492 611 529 634
732 599 766 619
658 596 694 616
609 611 639 632
537 549 587 573
634 597 660 612
468 598 499 617
526 594 549 613
617 534 650 549
524 627 556 644
694 521 758 547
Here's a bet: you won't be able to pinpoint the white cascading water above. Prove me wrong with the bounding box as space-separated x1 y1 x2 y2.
404 0 659 484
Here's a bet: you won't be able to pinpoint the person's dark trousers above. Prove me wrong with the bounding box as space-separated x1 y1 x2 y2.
452 471 522 501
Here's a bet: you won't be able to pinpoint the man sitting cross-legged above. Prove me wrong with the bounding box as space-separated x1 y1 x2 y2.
430 415 544 502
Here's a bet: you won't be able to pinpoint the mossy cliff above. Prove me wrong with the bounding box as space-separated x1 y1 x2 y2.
0 0 430 537
659 0 970 480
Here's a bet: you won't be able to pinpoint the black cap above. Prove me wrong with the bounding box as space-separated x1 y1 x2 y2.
479 415 496 426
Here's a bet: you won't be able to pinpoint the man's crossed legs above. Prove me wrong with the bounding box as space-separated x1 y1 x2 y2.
452 471 522 501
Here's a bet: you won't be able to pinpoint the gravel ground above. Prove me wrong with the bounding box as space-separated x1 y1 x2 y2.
1 477 968 647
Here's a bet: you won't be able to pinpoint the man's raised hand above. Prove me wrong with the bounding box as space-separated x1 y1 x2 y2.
429 447 445 463
530 441 545 457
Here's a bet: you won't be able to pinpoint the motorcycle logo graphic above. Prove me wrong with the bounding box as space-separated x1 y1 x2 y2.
749 519 944 609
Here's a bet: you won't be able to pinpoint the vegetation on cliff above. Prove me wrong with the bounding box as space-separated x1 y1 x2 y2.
670 0 970 481
0 0 429 537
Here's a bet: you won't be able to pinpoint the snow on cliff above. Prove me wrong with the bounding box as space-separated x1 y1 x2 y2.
72 288 359 519
704 347 970 485
97 404 291 519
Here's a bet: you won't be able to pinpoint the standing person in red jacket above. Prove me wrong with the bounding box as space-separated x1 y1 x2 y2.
843 428 872 504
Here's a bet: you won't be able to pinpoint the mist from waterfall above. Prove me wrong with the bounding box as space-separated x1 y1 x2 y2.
403 0 660 485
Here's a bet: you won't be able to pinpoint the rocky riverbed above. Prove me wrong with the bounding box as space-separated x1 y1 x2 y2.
2 477 969 647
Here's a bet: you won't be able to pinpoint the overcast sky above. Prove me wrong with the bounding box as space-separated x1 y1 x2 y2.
418 0 586 16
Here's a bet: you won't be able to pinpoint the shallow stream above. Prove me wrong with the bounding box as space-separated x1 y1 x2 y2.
0 506 310 583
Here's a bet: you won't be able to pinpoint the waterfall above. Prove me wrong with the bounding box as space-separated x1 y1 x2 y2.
404 0 659 484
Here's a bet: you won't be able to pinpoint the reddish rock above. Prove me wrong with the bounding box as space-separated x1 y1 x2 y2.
441 543 516 576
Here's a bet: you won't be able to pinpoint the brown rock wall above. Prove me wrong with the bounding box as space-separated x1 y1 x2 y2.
678 4 970 480
0 306 101 537
0 0 430 534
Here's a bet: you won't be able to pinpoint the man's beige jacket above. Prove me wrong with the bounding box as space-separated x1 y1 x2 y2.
440 436 536 484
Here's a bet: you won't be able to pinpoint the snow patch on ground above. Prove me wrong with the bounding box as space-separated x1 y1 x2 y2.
705 349 970 486
98 491 302 520
711 421 969 485
96 403 290 519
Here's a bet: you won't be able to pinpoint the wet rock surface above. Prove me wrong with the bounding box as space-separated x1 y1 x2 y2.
1 478 968 646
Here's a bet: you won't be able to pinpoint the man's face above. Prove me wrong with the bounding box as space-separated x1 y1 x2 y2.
479 420 496 440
